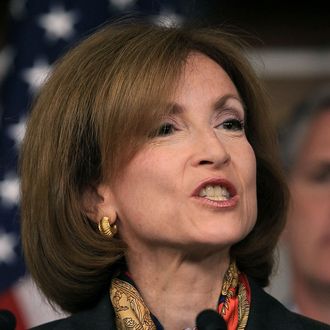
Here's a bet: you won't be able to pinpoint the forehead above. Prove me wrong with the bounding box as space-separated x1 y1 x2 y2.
172 52 240 103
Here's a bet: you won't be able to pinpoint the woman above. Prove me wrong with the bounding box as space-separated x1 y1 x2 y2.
20 22 330 329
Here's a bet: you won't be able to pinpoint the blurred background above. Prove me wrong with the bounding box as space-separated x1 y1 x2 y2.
1 1 329 329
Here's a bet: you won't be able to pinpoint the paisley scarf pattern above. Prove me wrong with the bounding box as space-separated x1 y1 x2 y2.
110 262 251 330
110 278 156 330
218 262 250 330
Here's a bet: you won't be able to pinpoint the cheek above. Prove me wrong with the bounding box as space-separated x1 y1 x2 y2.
287 183 323 240
289 181 319 222
247 144 257 180
238 142 257 190
113 151 178 217
229 140 257 231
133 154 178 194
242 143 257 221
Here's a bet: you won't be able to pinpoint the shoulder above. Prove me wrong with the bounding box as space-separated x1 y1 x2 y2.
30 293 116 330
247 277 330 330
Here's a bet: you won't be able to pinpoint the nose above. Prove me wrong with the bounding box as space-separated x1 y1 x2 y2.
191 130 231 168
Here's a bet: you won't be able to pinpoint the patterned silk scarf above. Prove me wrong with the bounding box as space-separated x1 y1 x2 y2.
109 262 251 330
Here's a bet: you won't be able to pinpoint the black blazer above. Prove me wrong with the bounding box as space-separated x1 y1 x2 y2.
32 278 330 330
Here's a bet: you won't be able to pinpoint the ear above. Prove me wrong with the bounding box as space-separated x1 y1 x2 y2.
81 183 117 225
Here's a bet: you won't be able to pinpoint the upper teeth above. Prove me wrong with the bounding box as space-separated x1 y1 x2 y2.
198 185 230 201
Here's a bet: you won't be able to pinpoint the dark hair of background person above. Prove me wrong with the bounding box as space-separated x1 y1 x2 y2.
279 86 330 172
20 21 288 313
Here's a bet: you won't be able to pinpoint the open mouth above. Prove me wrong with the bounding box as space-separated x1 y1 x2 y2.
192 178 237 205
198 185 231 201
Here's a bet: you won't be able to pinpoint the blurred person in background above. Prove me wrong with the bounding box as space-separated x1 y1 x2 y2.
279 86 330 325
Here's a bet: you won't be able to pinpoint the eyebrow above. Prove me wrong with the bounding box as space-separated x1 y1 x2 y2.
168 94 245 115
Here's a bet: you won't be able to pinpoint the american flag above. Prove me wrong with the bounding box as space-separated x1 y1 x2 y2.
0 0 185 328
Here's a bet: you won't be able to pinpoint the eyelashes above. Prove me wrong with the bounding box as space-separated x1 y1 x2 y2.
149 122 177 138
219 118 244 131
152 113 245 138
154 123 176 137
309 166 330 183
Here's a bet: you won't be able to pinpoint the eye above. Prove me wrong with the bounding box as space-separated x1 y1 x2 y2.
155 123 176 136
310 166 330 183
220 119 244 131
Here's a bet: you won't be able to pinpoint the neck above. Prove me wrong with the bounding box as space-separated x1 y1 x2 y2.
293 272 330 324
125 245 230 330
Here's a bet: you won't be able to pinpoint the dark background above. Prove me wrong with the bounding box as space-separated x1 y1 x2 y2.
2 1 330 47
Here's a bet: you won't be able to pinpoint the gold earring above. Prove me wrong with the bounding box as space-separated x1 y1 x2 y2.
98 216 118 238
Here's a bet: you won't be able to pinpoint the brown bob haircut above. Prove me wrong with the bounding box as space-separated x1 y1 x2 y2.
20 21 288 313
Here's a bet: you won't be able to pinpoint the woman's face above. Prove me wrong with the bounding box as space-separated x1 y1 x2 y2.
105 53 257 255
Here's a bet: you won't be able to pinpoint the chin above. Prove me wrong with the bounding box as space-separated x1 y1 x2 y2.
194 229 248 248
